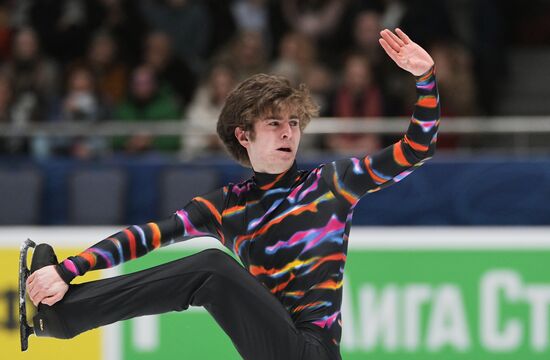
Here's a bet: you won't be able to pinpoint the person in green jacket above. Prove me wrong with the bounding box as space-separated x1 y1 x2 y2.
114 65 182 153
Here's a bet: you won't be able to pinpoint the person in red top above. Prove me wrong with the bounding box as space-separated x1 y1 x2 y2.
325 53 385 155
25 29 438 360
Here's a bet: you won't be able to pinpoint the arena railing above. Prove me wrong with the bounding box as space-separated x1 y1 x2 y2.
1 117 549 155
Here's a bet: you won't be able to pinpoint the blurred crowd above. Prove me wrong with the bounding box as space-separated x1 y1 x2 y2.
0 0 545 160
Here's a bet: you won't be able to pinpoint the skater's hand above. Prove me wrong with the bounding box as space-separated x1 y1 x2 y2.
379 28 434 76
27 265 69 306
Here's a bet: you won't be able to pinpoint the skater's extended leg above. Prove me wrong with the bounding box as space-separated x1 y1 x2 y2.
37 248 330 359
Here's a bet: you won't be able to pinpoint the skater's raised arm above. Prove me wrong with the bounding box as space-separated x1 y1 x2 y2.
322 28 439 205
27 188 225 306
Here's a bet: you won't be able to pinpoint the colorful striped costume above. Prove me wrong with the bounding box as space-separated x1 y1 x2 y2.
57 68 439 358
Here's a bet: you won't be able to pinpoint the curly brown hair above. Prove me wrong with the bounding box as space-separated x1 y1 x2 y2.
217 73 319 167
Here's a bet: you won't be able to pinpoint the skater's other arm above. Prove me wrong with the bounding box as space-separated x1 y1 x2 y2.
27 189 225 306
29 190 224 305
322 28 439 204
57 188 225 283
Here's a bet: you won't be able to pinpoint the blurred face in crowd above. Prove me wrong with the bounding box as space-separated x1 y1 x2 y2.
68 68 95 93
89 33 116 66
429 43 462 84
236 103 301 174
131 67 157 100
209 66 236 104
64 67 98 121
279 32 316 67
235 31 265 69
144 31 172 70
14 28 39 61
354 11 382 49
343 55 372 92
304 64 332 94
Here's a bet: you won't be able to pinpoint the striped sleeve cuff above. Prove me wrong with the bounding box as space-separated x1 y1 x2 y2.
56 259 79 284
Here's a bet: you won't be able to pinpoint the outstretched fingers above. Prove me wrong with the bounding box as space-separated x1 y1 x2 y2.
380 29 402 52
387 29 406 47
395 28 411 44
379 38 400 64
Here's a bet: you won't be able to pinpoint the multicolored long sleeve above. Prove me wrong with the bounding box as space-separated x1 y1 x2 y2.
321 66 439 204
57 189 225 283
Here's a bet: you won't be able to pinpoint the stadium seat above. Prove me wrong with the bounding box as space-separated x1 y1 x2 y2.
159 168 220 215
68 168 126 225
0 168 42 224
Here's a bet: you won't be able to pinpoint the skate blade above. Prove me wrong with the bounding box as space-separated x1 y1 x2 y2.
19 239 36 352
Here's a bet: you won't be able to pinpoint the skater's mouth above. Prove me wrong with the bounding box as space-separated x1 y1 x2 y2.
277 147 292 153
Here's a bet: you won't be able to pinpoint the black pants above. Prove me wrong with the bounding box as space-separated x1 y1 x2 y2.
35 249 334 360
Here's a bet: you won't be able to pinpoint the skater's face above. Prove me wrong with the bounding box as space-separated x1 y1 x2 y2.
235 106 301 174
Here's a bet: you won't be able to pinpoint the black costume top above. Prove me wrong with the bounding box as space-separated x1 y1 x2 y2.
58 68 439 357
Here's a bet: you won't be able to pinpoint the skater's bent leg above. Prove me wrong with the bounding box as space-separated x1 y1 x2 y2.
37 249 314 359
36 249 233 338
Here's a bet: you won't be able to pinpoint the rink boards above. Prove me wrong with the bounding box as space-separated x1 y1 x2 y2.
1 227 549 359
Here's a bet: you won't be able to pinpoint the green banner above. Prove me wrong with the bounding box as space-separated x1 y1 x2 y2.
120 247 550 359
341 250 550 359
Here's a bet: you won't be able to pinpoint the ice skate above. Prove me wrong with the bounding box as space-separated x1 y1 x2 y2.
19 240 60 351
19 238 36 351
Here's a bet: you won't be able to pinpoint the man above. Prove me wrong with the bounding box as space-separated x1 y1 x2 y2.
25 29 438 360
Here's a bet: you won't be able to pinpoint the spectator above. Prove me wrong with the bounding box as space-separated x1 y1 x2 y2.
350 7 407 116
97 0 149 65
142 30 197 107
184 63 237 157
0 73 16 153
216 30 269 81
430 41 478 117
85 30 128 106
231 0 269 34
427 41 478 149
114 65 181 153
230 0 275 54
352 9 385 71
45 64 111 159
57 65 110 122
270 31 317 86
302 63 334 117
139 0 211 74
1 27 59 155
300 63 335 153
325 53 384 155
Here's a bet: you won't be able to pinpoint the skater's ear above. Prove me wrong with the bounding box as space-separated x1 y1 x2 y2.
235 126 250 148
